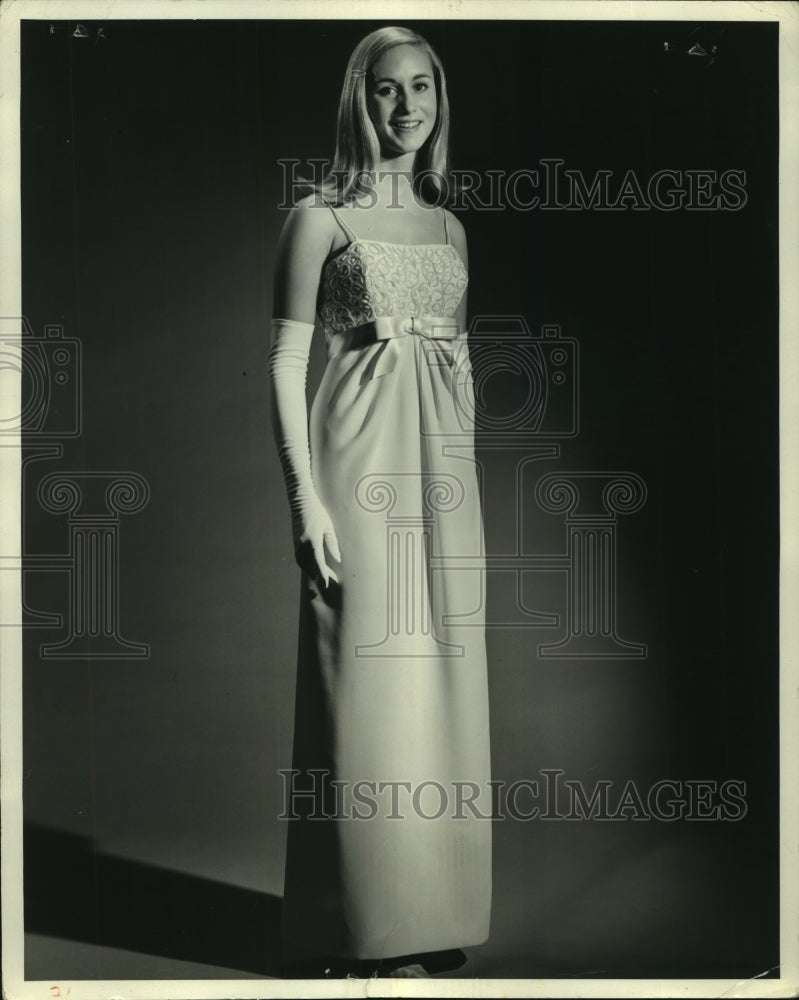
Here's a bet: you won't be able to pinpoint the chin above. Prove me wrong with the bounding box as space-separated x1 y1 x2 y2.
382 125 434 154
399 140 427 155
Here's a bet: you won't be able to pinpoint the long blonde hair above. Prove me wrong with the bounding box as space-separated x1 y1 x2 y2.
311 26 452 207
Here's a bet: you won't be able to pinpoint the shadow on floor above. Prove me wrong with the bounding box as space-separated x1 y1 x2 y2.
23 822 283 977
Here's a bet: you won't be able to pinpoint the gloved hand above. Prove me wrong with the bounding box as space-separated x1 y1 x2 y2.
267 318 342 587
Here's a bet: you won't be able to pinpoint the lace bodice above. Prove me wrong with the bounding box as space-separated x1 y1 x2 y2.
318 239 468 341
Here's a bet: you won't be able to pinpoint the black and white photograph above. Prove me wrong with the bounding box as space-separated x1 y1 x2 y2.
1 1 797 997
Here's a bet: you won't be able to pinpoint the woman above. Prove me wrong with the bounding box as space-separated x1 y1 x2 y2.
268 25 491 979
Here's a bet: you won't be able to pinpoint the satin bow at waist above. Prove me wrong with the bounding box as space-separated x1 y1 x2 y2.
329 314 463 380
373 314 460 342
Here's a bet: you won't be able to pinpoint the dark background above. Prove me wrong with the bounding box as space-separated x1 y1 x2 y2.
19 17 778 981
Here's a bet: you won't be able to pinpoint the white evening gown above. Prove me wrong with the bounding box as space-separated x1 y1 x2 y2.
281 201 491 961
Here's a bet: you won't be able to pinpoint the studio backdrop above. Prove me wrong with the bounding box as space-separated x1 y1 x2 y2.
16 14 778 983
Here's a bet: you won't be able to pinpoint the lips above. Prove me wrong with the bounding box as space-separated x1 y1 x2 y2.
390 119 423 131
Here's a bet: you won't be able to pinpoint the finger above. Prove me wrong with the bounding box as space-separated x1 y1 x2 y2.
314 553 340 588
325 529 342 564
318 563 340 587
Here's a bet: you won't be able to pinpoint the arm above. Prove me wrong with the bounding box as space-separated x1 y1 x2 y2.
268 197 341 587
447 209 469 335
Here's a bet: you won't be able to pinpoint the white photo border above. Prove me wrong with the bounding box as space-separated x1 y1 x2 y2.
1 1 796 998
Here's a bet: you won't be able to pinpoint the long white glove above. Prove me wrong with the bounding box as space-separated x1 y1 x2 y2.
267 318 341 586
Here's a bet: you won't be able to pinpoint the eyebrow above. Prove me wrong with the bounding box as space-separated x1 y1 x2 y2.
372 73 433 84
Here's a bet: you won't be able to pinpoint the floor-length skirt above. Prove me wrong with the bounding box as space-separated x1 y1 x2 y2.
281 325 491 961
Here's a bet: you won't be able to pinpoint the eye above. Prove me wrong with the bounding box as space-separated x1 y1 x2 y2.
414 82 430 92
375 85 396 97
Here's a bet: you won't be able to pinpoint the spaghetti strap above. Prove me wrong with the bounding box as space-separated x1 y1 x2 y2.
442 208 450 245
320 196 359 243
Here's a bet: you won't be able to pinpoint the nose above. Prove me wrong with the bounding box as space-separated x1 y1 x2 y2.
397 87 416 114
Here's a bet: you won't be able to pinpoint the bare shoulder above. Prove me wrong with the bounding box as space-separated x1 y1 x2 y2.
278 192 337 252
444 208 467 241
272 192 339 317
445 209 468 263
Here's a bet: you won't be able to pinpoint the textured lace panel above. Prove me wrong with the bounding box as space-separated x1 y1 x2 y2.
318 240 468 340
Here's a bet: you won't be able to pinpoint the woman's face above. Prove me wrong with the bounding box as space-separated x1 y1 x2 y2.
366 44 438 161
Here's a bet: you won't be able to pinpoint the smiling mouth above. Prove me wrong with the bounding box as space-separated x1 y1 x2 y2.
390 120 423 131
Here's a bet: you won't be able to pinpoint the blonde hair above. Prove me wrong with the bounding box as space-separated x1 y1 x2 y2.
312 26 452 207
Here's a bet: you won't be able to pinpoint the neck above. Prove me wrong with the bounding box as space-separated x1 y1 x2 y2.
376 149 417 175
368 165 419 209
